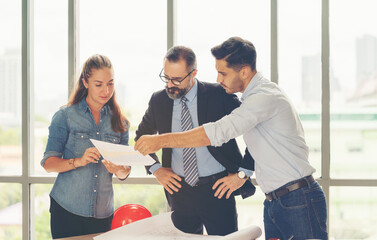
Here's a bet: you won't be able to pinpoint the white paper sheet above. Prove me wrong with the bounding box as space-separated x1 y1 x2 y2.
93 212 262 240
90 139 155 166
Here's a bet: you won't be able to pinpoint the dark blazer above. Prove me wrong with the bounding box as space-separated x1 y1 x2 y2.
135 80 255 198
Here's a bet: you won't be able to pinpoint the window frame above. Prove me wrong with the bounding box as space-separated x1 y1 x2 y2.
1 0 377 239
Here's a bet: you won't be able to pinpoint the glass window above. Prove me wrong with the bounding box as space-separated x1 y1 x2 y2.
330 187 377 238
32 184 167 238
177 0 270 86
236 188 265 239
176 0 270 167
0 183 22 239
33 0 68 176
33 184 53 240
0 1 22 176
330 0 377 179
278 0 322 178
79 0 167 177
113 184 167 216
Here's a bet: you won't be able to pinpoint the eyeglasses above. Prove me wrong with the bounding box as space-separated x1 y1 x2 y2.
159 68 195 86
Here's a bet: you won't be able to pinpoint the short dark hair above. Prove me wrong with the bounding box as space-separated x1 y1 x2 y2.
165 46 197 72
211 37 257 71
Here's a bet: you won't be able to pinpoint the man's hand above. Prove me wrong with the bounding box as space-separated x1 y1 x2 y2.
154 167 182 194
135 135 163 155
212 173 247 199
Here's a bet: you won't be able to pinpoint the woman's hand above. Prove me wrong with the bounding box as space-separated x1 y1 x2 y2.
102 160 131 180
75 147 101 167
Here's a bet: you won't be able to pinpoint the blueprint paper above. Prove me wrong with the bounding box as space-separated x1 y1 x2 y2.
90 139 155 166
94 212 262 240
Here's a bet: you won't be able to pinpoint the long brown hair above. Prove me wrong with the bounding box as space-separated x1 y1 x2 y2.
67 54 129 133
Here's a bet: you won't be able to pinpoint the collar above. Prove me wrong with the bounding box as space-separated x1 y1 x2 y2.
175 79 198 104
241 72 264 102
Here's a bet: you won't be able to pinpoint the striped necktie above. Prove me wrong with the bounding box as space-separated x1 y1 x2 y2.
180 96 199 186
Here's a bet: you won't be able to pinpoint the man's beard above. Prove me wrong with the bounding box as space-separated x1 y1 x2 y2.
165 86 187 100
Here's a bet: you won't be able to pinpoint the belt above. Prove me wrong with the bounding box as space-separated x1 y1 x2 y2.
180 171 228 187
265 175 315 201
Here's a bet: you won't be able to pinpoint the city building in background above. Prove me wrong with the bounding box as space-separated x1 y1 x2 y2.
1 0 377 239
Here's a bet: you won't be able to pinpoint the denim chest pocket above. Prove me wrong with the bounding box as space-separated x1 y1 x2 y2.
104 134 121 144
73 132 93 156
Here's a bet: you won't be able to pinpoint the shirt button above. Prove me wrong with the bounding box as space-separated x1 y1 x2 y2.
81 135 84 139
95 175 98 178
100 120 102 122
97 132 99 135
94 190 96 192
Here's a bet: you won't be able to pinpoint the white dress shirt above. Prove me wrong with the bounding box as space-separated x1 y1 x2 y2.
203 72 315 193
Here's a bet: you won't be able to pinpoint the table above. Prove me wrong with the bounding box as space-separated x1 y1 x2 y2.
55 233 101 240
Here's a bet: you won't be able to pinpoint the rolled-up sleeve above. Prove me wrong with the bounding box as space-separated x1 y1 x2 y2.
203 122 220 146
40 109 69 167
203 94 277 147
203 105 253 147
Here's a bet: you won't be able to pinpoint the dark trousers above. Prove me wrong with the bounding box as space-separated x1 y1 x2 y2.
165 171 238 236
49 196 113 239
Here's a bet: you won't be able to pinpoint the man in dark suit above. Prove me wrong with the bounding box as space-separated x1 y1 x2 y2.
135 46 255 236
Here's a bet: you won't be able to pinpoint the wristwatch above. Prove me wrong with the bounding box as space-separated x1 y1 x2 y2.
237 170 248 179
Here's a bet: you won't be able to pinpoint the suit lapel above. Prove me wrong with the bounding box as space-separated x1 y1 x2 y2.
161 92 174 133
197 81 208 126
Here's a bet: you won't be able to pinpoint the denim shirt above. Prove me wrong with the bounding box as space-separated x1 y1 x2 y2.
41 98 129 218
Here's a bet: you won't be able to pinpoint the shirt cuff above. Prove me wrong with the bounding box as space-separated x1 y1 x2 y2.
41 151 62 167
149 163 162 174
238 167 253 178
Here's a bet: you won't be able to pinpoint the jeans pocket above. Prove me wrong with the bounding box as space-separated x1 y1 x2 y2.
311 196 328 232
278 189 307 209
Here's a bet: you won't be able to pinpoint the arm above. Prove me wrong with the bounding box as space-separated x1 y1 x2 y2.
134 94 161 173
134 126 210 155
136 90 277 154
41 109 99 172
206 89 250 199
44 147 101 173
222 91 255 172
44 156 78 173
134 94 184 193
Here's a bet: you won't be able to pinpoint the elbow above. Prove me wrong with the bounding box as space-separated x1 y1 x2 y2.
43 164 53 173
42 159 53 173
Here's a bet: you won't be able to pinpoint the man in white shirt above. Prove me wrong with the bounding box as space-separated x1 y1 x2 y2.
135 37 328 240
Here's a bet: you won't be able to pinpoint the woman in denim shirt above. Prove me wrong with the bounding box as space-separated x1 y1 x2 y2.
41 54 131 239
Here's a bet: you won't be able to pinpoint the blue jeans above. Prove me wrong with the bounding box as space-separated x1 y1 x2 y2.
264 179 328 240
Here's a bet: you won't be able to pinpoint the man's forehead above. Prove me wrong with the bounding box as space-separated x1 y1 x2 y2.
215 59 229 70
164 61 188 75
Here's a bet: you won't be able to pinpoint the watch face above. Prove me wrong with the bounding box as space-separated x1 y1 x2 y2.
238 171 246 179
